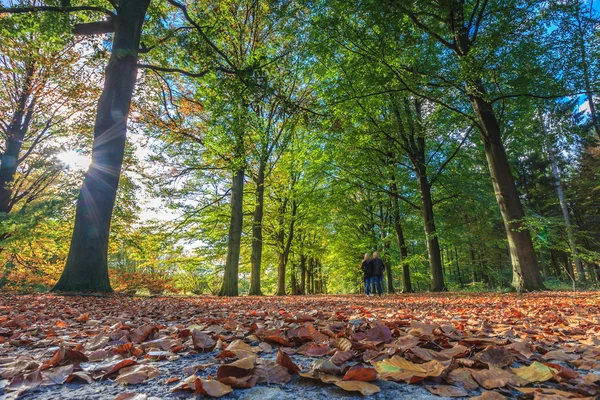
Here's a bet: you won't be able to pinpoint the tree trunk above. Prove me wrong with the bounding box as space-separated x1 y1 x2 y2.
0 64 36 214
276 200 296 296
468 88 543 291
454 246 463 287
393 196 412 293
549 149 585 282
300 254 306 294
53 0 150 292
417 172 445 291
550 249 562 279
219 167 244 296
540 251 548 280
574 1 600 140
470 247 477 283
249 164 265 295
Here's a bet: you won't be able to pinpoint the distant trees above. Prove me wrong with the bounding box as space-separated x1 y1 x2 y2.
0 0 598 294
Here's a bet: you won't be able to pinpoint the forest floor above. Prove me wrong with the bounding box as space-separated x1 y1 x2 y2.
0 292 599 400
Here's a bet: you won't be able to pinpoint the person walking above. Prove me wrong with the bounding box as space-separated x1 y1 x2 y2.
370 251 385 296
360 253 373 296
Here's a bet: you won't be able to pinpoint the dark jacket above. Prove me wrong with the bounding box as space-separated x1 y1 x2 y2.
370 258 385 276
361 260 373 280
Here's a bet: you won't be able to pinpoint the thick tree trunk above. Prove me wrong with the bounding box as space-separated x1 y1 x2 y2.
53 1 150 292
417 172 445 291
219 167 244 296
468 89 543 291
249 164 265 295
549 150 585 282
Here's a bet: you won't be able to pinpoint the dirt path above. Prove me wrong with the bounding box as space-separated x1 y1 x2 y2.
1 293 599 399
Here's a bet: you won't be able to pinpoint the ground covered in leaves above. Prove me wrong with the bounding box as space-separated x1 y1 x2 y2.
0 292 599 400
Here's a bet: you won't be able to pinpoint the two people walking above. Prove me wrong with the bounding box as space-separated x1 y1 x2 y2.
361 252 385 296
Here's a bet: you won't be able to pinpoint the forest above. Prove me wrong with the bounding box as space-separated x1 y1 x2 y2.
0 0 599 297
1 1 600 399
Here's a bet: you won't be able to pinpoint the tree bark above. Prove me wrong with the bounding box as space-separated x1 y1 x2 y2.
219 167 244 296
276 199 296 296
454 246 463 287
549 149 585 282
0 64 36 214
417 172 445 291
299 253 306 294
249 163 265 295
53 0 150 292
393 195 412 293
468 88 544 291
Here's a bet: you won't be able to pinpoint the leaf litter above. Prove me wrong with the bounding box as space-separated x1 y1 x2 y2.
0 292 598 399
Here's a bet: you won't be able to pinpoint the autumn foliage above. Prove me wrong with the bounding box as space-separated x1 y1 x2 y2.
0 292 599 398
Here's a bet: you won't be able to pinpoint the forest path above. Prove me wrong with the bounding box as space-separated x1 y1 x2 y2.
1 293 599 399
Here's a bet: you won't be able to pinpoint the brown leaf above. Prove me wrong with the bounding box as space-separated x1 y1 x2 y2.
366 324 392 343
507 341 534 359
264 334 292 347
253 359 291 384
342 365 378 382
330 350 355 366
517 387 584 399
217 374 257 388
191 329 216 351
301 343 331 357
470 365 527 389
408 347 450 362
544 350 575 362
334 380 381 396
312 359 341 375
7 370 43 393
115 364 160 385
470 391 507 400
42 364 74 385
475 345 514 368
196 379 233 397
130 325 158 344
445 367 479 390
66 371 93 384
424 384 468 397
440 344 470 359
276 349 300 374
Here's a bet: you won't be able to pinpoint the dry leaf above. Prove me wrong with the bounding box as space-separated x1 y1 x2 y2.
334 380 381 396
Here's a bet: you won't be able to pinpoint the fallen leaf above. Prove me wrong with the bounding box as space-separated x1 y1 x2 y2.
425 384 468 397
191 329 216 351
115 364 161 385
334 380 381 396
511 362 557 382
374 356 445 383
470 365 527 389
276 349 300 374
342 365 378 382
475 346 514 368
445 367 479 390
196 378 233 397
470 391 507 400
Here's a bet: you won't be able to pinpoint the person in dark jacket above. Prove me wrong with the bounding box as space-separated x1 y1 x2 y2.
370 251 385 296
360 253 373 295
